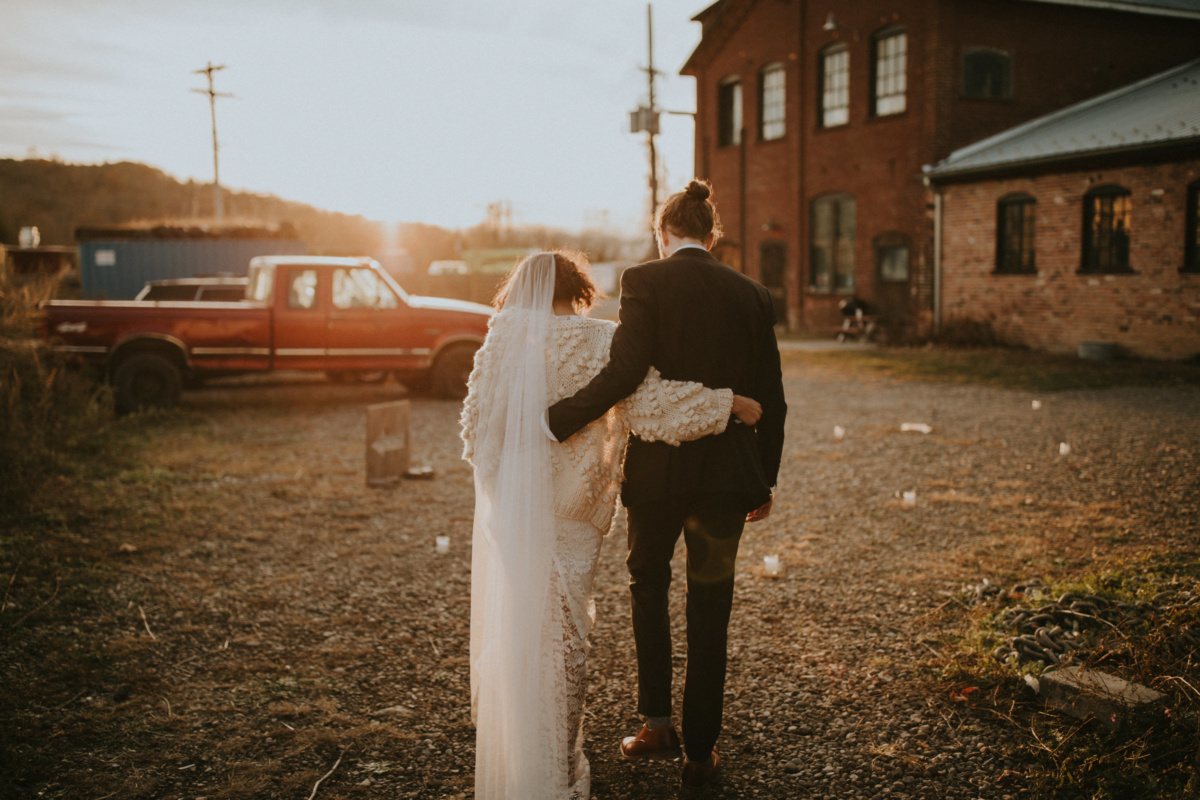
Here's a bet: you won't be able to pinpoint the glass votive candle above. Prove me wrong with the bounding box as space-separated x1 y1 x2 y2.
435 536 450 554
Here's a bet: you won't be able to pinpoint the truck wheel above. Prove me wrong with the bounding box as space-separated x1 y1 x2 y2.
396 372 432 396
114 353 182 414
431 344 477 400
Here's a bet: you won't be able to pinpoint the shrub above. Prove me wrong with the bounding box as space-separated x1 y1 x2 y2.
932 317 1005 348
0 272 113 515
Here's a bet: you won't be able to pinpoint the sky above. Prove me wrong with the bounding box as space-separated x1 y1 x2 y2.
1 0 711 235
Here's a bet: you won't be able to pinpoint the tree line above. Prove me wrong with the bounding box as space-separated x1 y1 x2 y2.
0 158 640 273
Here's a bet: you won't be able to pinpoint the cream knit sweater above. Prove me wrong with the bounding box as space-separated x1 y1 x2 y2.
460 314 733 532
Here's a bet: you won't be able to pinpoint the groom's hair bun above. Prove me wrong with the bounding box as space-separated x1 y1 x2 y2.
684 180 711 201
656 178 723 244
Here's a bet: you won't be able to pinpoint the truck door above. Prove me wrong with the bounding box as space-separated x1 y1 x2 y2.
273 266 329 370
327 266 423 371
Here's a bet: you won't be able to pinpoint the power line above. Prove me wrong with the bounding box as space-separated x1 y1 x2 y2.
191 62 232 222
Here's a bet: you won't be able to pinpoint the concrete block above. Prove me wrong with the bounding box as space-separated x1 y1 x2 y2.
1041 666 1165 730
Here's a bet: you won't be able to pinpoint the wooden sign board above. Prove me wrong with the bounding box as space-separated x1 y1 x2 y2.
366 400 410 486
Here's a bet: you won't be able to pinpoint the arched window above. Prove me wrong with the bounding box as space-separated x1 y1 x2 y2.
809 193 856 292
1082 185 1132 273
1186 180 1200 273
717 75 742 147
995 193 1036 274
819 43 849 128
759 63 786 140
871 26 907 117
963 48 1013 99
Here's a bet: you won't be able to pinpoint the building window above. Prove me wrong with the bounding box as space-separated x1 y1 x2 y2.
1082 186 1132 273
810 194 856 292
717 76 742 147
995 193 1036 274
872 27 907 116
877 242 910 282
963 48 1013 99
820 44 849 128
1186 180 1200 273
759 63 786 141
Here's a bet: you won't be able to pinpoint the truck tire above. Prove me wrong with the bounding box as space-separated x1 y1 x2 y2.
431 344 478 400
114 353 182 414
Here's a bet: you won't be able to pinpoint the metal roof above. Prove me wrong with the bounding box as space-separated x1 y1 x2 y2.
1019 0 1200 18
926 58 1200 180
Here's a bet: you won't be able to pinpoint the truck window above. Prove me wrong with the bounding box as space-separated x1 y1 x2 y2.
288 269 319 309
249 265 275 303
332 268 398 309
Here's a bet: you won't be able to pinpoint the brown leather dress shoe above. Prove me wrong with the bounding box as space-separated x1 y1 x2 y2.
680 748 722 790
619 723 682 760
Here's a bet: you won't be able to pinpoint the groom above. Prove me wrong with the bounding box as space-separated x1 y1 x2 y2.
548 180 786 790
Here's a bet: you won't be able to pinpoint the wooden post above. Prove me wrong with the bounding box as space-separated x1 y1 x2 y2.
366 400 410 486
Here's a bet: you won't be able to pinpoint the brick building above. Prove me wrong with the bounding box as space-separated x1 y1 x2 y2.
680 0 1200 335
924 59 1200 360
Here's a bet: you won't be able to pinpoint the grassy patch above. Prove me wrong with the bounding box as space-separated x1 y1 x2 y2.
785 346 1200 392
1 271 118 514
933 554 1200 799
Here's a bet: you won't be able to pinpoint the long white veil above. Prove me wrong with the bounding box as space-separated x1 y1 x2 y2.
468 253 567 799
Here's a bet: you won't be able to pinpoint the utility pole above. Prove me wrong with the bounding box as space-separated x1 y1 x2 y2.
629 5 662 254
645 4 659 232
192 62 232 222
629 5 699 254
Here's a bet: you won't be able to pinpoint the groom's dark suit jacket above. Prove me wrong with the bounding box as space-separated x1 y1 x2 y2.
548 247 786 512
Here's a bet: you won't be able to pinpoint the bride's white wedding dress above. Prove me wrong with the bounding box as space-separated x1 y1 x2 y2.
460 257 732 800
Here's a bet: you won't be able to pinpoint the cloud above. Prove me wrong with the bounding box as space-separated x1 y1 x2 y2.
0 41 131 86
0 103 121 153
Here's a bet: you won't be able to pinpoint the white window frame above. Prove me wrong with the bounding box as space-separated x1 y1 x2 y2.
872 28 907 117
821 45 849 128
759 63 786 140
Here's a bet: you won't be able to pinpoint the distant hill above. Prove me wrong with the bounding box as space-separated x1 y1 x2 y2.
0 158 383 255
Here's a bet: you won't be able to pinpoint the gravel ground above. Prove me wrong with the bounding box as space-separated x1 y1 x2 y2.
8 355 1199 799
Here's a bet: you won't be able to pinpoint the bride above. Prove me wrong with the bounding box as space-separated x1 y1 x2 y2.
459 251 761 799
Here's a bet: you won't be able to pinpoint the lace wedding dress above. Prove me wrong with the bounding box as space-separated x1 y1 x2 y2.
460 255 732 800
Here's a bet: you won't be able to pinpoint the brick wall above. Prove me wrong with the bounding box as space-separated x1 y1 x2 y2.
939 157 1200 360
686 0 1200 335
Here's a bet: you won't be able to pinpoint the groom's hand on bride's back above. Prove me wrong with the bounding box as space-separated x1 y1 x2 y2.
731 395 762 426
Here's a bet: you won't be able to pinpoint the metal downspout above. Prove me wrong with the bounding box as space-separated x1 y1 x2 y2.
932 184 943 333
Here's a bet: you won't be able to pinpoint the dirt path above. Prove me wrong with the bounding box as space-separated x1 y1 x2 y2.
7 358 1198 799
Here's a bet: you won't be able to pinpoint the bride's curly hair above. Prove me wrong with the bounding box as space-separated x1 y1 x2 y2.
492 249 604 313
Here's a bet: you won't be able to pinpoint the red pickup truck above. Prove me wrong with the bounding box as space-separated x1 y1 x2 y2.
40 255 493 412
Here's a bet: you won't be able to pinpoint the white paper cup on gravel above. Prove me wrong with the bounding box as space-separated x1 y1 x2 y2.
902 490 917 508
435 536 450 554
763 555 782 576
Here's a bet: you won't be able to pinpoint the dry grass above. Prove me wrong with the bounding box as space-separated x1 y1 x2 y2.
784 345 1200 392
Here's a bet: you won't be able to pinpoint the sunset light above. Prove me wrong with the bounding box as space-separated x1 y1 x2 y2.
1 0 704 233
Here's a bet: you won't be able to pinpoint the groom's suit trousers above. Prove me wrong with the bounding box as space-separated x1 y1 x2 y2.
626 493 748 763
